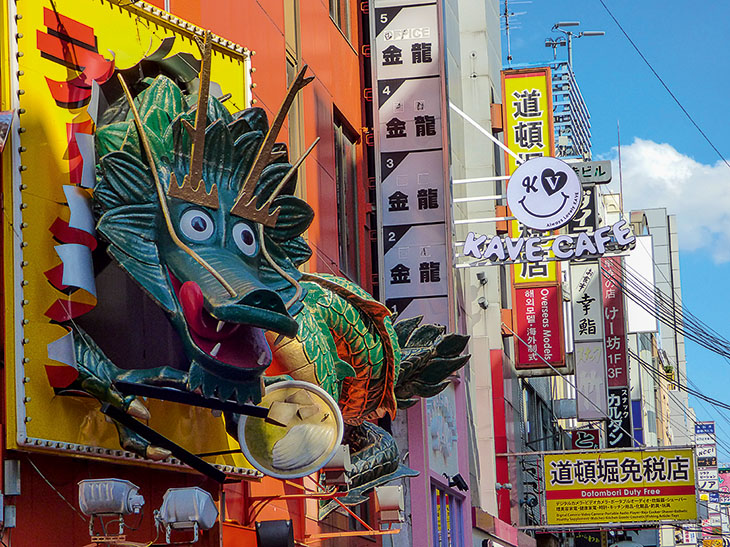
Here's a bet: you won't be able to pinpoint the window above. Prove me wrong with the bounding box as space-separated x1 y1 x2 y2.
329 0 351 41
334 117 360 282
431 485 464 547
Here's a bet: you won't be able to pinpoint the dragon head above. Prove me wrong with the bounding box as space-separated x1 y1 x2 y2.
93 73 313 402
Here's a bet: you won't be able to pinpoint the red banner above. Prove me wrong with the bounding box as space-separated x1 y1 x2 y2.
601 257 628 386
514 285 564 368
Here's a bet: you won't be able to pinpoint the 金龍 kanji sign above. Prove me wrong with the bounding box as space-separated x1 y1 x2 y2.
544 449 697 526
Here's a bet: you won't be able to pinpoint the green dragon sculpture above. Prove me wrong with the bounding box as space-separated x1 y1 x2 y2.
67 41 469 507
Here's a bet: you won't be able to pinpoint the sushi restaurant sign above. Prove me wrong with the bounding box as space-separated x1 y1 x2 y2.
464 157 636 263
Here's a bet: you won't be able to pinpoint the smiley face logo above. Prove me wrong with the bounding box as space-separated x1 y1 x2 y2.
506 157 582 230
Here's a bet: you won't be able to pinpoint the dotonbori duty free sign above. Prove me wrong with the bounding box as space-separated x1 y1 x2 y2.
464 157 636 264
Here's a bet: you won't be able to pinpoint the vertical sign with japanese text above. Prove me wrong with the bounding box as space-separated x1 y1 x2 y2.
502 68 555 175
502 69 564 373
601 256 628 386
568 185 598 234
575 341 608 421
571 262 604 342
607 386 632 448
373 1 452 328
513 286 565 368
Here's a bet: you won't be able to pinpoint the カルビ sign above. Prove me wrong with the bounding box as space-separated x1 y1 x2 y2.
544 449 697 525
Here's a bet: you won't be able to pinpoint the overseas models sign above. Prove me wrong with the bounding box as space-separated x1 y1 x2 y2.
544 449 697 526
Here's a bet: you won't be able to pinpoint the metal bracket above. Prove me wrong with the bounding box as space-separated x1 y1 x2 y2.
100 404 227 484
113 381 269 418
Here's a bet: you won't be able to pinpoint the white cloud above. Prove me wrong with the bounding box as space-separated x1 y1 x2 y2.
602 138 730 263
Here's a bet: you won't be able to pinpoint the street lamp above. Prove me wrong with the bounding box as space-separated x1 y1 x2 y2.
550 21 605 67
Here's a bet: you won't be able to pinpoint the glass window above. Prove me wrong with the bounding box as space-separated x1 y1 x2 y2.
329 0 351 41
334 117 360 282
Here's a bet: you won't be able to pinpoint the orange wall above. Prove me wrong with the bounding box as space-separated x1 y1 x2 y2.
169 0 370 286
10 452 222 546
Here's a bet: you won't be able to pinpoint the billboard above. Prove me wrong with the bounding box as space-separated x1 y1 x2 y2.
601 256 629 387
575 341 608 421
3 0 254 471
373 1 453 328
625 235 658 333
501 68 555 173
513 285 565 369
696 422 716 445
544 448 697 525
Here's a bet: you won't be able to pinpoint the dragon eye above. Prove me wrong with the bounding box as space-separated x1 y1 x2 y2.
179 209 214 241
232 222 258 257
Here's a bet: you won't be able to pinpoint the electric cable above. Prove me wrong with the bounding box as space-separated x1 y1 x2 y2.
503 321 642 447
601 262 730 360
596 0 730 172
630 350 730 458
26 457 87 523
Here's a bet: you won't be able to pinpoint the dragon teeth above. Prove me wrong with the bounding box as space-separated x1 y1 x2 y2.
272 423 336 471
216 320 225 333
257 351 268 365
210 342 222 357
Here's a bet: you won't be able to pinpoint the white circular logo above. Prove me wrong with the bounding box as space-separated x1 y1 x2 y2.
506 157 582 231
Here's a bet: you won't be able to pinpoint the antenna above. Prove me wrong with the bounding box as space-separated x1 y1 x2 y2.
502 0 531 64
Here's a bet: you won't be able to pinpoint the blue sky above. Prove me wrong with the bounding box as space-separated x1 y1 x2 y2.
503 1 730 456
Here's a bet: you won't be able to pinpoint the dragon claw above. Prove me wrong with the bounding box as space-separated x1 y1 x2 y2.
127 399 151 421
145 446 172 461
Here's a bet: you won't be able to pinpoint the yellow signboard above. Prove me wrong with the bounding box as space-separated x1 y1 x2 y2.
509 220 560 285
544 449 697 525
501 68 555 176
2 0 254 472
703 539 722 547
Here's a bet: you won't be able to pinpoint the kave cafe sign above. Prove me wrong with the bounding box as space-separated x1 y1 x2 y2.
544 448 697 526
464 157 636 264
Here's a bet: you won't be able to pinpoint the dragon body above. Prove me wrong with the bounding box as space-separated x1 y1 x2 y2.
69 70 468 502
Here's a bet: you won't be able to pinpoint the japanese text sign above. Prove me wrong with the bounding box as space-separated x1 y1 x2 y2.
568 185 599 234
502 68 555 175
514 286 565 369
510 220 559 285
607 387 633 448
601 257 628 387
544 449 697 525
575 342 608 421
372 0 452 329
571 262 604 342
570 160 612 184
696 422 716 445
572 429 601 450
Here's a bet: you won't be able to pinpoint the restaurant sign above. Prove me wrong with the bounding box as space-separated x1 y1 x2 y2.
464 157 636 265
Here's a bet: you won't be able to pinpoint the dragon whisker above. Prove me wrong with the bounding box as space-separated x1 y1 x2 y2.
257 223 302 310
116 74 237 298
268 137 320 204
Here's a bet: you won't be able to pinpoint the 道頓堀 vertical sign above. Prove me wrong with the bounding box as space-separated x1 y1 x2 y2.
502 68 565 371
372 1 452 329
570 262 608 420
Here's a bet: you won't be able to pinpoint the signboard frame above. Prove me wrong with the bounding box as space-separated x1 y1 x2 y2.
2 0 257 473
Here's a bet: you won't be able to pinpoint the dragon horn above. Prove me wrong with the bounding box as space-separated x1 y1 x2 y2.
186 31 212 187
230 65 314 226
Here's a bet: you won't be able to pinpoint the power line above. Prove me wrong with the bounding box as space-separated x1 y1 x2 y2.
596 0 730 171
631 350 730 458
503 321 642 448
